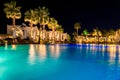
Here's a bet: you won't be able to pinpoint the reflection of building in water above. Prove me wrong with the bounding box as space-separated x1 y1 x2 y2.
37 44 46 60
29 44 35 64
49 44 60 58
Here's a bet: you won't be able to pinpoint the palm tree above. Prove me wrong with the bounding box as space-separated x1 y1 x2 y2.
56 25 64 32
56 25 64 42
115 29 120 43
107 29 115 43
24 9 38 28
83 29 89 36
35 6 49 42
92 28 102 43
47 18 59 43
74 22 81 36
36 6 49 30
24 9 38 38
4 1 21 28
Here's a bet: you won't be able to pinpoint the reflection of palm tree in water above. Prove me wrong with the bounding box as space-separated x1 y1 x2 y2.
107 45 116 63
37 44 46 60
49 45 60 58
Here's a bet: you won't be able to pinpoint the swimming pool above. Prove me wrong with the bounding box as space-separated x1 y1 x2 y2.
0 44 120 80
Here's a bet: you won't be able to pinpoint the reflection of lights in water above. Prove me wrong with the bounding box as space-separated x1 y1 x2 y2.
50 45 55 57
29 44 35 64
107 44 116 65
86 44 89 51
79 44 82 50
49 44 60 58
4 41 8 50
11 44 16 50
55 44 60 58
117 45 120 54
91 44 97 54
37 44 46 60
117 45 120 59
102 44 105 52
101 44 106 56
107 44 116 59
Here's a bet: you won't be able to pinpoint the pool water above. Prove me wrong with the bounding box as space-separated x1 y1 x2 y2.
0 44 120 80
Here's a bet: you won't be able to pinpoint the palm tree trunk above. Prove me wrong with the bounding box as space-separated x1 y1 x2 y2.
97 32 99 43
43 24 46 41
52 28 55 44
59 32 62 42
30 23 33 37
38 27 41 44
43 25 45 31
12 17 15 28
77 29 78 36
12 17 16 43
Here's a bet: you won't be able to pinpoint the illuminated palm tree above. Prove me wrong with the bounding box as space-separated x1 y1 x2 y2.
4 1 21 28
56 25 64 32
47 18 59 43
92 28 102 43
106 29 115 43
115 29 120 43
74 22 81 36
35 6 49 42
24 9 38 38
24 9 38 28
56 25 64 42
83 29 89 36
36 6 49 30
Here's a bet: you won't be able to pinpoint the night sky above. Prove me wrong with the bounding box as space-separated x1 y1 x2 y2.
0 0 120 34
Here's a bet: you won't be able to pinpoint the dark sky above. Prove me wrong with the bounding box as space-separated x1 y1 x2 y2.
0 0 120 34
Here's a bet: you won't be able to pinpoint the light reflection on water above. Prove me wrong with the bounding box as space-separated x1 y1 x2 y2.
1 44 120 80
49 44 60 58
29 44 36 64
4 44 120 65
37 44 47 59
27 44 120 66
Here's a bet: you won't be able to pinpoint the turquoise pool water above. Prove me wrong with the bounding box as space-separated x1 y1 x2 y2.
0 44 120 80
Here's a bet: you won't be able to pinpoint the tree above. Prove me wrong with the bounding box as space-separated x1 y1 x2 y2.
92 27 102 43
83 29 89 36
24 9 38 28
4 1 21 28
35 6 49 42
107 29 115 43
74 22 81 36
36 6 49 30
115 29 120 43
56 25 64 32
92 28 102 37
24 9 38 38
48 18 59 31
47 18 59 43
56 25 64 42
